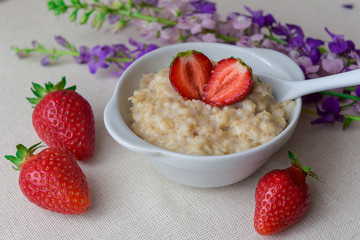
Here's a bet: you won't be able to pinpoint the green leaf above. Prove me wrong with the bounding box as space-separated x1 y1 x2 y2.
28 142 43 155
53 77 66 91
343 116 354 130
4 155 18 162
288 151 295 160
31 88 42 98
32 82 47 96
26 97 41 105
65 85 76 91
16 144 28 158
47 0 57 10
318 46 328 54
4 155 21 170
57 0 65 5
16 150 22 160
45 82 54 92
70 9 79 22
91 12 106 29
80 10 94 24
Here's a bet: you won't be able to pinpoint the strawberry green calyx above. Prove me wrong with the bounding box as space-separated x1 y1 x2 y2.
4 142 43 170
170 50 202 67
26 76 76 107
288 150 320 181
230 56 253 77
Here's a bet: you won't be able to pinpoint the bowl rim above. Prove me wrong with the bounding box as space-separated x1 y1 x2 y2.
104 42 303 163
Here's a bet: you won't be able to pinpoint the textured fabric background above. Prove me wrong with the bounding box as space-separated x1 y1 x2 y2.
1 0 359 239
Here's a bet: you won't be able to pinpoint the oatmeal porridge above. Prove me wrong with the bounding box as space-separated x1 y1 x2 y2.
129 67 296 155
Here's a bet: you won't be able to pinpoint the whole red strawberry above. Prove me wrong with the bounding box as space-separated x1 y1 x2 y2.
5 143 91 214
254 151 319 235
27 77 95 161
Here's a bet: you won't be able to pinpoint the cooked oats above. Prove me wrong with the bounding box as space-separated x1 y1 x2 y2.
129 68 295 155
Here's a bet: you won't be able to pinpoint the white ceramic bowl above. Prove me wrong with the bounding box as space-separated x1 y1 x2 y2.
104 42 304 188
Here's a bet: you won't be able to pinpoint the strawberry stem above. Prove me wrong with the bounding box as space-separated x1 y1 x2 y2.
26 76 76 107
288 149 320 181
4 142 43 170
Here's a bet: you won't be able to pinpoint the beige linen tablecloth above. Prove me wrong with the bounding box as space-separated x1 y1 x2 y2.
1 0 359 239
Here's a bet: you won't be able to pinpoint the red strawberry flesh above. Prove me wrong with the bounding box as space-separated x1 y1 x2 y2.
202 57 252 106
169 50 213 100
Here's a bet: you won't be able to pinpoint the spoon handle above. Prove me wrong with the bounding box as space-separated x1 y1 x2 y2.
271 69 360 101
294 68 360 93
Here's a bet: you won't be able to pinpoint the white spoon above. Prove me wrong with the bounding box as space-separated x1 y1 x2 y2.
256 69 360 101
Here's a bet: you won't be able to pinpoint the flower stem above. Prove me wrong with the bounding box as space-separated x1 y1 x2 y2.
320 90 360 101
264 35 288 45
12 46 79 57
345 115 360 121
105 57 133 62
116 8 176 25
341 100 357 109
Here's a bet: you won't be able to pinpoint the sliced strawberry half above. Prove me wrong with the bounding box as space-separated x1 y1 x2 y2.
169 50 213 100
202 57 253 106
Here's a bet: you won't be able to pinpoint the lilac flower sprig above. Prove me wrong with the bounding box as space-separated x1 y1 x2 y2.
12 35 158 75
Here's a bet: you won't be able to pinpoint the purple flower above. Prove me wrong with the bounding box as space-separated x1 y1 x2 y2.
244 6 275 28
304 38 324 64
158 27 181 44
292 55 320 79
201 33 217 42
190 0 216 14
272 23 304 49
88 45 112 74
342 4 354 9
109 44 131 59
158 0 188 17
31 40 39 48
347 51 360 70
227 12 252 31
325 27 355 54
74 46 91 64
235 33 264 47
311 97 344 124
177 13 216 35
128 38 158 58
108 14 121 25
137 22 162 40
321 56 344 74
287 24 305 48
356 86 360 97
41 55 51 66
15 49 27 58
54 35 70 48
